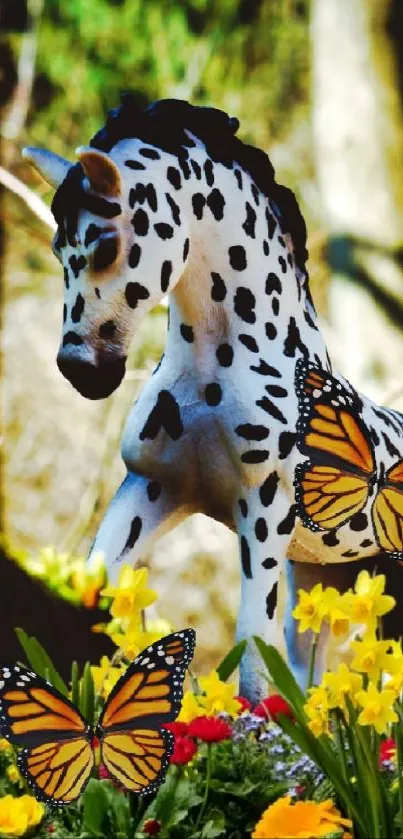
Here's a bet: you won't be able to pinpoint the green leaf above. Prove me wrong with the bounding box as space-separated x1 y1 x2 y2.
82 778 109 837
14 627 68 696
216 640 247 682
71 661 80 708
201 809 226 838
80 662 95 726
253 638 305 716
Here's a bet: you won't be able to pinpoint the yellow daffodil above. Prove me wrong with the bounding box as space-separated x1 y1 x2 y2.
356 682 398 734
0 739 12 753
252 796 352 838
304 686 330 737
328 606 351 638
70 552 106 608
292 584 338 634
6 765 23 787
90 655 126 699
177 690 204 723
198 670 242 718
342 571 395 631
0 794 45 837
350 636 391 681
321 663 362 711
101 566 157 619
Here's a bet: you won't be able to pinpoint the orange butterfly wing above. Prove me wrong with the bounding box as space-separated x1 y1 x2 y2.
98 629 195 795
372 460 403 558
295 361 375 532
0 664 93 805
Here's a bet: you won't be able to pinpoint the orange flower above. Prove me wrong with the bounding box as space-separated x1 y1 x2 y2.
252 796 352 839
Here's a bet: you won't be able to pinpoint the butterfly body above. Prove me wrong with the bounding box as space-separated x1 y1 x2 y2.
0 629 194 806
293 360 403 562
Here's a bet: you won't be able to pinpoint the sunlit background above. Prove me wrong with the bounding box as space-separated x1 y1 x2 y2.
2 0 403 671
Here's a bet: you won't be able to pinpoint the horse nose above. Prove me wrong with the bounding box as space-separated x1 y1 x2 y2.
56 351 126 399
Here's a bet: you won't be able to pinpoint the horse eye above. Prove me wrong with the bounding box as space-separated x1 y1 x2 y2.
92 235 118 272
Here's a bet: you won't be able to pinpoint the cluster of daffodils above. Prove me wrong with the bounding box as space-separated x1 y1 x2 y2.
294 570 402 738
91 565 172 697
15 545 106 607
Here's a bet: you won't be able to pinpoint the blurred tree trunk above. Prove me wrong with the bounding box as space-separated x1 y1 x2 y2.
311 0 403 400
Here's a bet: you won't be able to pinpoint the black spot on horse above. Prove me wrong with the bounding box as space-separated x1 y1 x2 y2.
263 240 270 256
161 260 173 292
265 272 282 295
256 396 287 424
63 331 84 347
229 245 247 271
242 202 256 238
139 147 160 159
259 472 279 507
180 324 194 343
238 498 248 518
207 188 225 221
211 272 227 302
125 282 150 309
125 159 146 170
167 166 182 190
234 287 256 323
241 536 252 579
191 159 202 179
265 322 277 341
284 316 308 358
84 224 104 247
235 423 270 441
277 505 297 535
361 538 373 548
265 207 276 239
99 320 116 339
303 308 317 330
95 287 101 299
241 450 270 463
154 223 174 240
178 154 191 179
147 480 161 502
382 432 400 459
140 390 183 441
255 518 268 542
265 384 288 398
131 208 149 236
370 428 380 447
250 360 281 377
71 293 85 324
166 193 181 225
239 334 259 353
192 193 206 220
146 184 158 212
234 169 243 190
92 236 118 271
251 183 260 206
278 255 287 274
262 557 278 570
205 383 222 406
69 255 86 279
129 243 141 269
122 516 142 552
272 297 280 316
63 268 69 289
266 583 278 619
322 531 340 547
342 550 359 558
63 304 67 323
278 431 296 459
350 512 368 531
216 344 234 367
183 238 190 261
204 159 214 186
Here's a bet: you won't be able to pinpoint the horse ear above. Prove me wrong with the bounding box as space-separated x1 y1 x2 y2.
22 147 72 189
76 147 121 197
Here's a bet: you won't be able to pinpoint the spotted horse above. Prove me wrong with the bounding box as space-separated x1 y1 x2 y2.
23 96 403 701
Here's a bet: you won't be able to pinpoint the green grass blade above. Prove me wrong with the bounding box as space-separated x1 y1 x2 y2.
216 640 247 682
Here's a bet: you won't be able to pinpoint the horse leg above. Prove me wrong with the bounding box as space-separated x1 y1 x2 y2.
235 485 293 702
87 470 189 582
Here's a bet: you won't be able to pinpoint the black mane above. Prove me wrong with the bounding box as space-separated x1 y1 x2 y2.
52 95 308 278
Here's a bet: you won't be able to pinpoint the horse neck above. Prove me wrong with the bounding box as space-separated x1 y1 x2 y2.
166 157 329 376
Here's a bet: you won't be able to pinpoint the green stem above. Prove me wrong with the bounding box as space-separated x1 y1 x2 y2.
308 634 319 689
196 744 212 828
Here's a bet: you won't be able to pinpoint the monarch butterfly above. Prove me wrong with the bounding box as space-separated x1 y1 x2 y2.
294 359 403 559
0 629 195 806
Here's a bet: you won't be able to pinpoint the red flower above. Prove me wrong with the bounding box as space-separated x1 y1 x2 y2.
188 715 232 743
170 735 197 765
98 763 111 780
143 819 162 836
253 695 294 721
235 695 252 713
380 737 396 764
162 721 189 737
